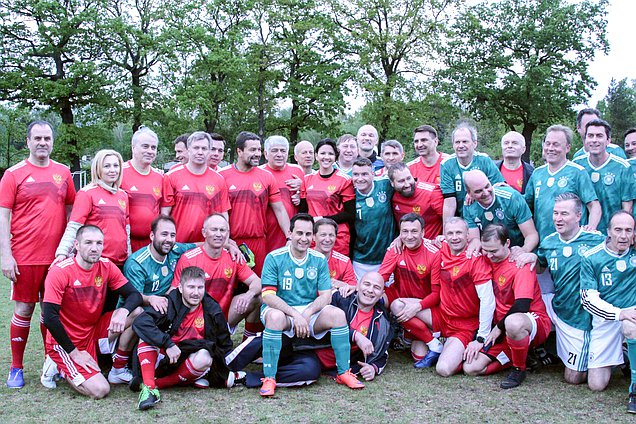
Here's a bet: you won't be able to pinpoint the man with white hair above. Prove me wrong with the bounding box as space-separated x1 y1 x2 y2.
356 125 384 171
494 131 534 194
121 126 164 252
294 140 315 175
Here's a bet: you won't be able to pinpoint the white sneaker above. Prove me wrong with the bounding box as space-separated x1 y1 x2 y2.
194 377 210 389
108 366 133 384
40 355 59 389
226 371 247 388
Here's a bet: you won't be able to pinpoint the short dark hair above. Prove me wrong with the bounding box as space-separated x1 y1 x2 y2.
314 218 338 234
180 266 206 285
210 132 225 142
76 224 103 240
576 108 601 129
315 138 338 156
387 162 409 180
414 124 438 139
290 213 315 232
585 118 612 139
174 133 190 147
26 120 54 139
624 127 636 139
481 223 509 245
352 157 373 168
236 131 260 150
400 212 425 229
150 215 176 234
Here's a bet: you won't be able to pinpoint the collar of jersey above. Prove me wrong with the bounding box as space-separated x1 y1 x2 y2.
287 245 309 266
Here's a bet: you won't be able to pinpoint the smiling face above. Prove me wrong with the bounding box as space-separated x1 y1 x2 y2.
314 223 336 255
316 144 337 172
481 237 510 263
400 219 424 250
179 277 205 309
584 125 610 157
27 124 54 163
266 144 289 170
464 171 494 207
202 215 229 250
101 155 121 186
381 145 404 166
150 219 176 256
542 130 570 166
290 219 314 257
625 132 636 159
444 220 469 255
352 164 374 193
413 131 438 159
175 141 188 164
356 125 378 154
390 167 416 198
452 128 477 161
338 138 358 165
238 138 262 168
356 273 385 309
132 133 158 167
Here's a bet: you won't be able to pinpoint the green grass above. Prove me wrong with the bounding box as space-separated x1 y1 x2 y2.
0 275 634 423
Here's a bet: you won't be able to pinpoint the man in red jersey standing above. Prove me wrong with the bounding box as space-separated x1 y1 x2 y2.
407 125 448 186
0 121 76 389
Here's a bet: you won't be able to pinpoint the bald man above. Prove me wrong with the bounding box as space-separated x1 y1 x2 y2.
495 131 534 194
294 141 315 175
463 170 538 257
356 125 384 171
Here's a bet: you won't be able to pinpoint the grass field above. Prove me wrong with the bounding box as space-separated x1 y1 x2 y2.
0 276 634 424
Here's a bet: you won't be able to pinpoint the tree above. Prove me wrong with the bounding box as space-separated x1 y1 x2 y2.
596 78 636 143
0 0 112 170
439 0 609 161
331 0 459 141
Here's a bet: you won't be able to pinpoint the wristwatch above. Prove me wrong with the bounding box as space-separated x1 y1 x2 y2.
476 336 485 344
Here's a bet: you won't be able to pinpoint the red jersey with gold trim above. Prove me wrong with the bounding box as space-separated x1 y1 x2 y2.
379 240 441 305
500 164 524 193
260 163 305 251
70 184 129 265
161 165 230 243
490 258 548 323
121 161 163 241
439 242 492 322
43 257 127 348
172 303 205 344
407 153 449 186
219 165 282 239
392 181 444 240
172 247 255 317
305 171 355 255
0 159 75 264
327 250 356 286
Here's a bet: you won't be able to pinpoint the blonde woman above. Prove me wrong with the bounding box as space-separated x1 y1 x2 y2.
55 149 130 266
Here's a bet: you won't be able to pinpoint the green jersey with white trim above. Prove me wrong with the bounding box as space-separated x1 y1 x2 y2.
580 242 636 310
628 158 636 222
353 176 395 265
122 242 196 303
573 153 636 233
463 185 532 247
261 246 331 307
573 143 626 160
537 229 604 331
440 152 504 216
525 161 598 240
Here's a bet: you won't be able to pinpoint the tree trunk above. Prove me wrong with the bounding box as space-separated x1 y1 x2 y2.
60 99 79 172
521 122 537 163
289 100 299 144
131 71 142 132
257 49 267 139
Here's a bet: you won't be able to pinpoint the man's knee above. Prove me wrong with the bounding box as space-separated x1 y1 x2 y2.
436 360 459 378
128 306 143 321
14 301 36 317
504 313 530 338
85 380 110 400
462 361 485 376
587 369 610 392
321 305 346 327
190 349 213 370
265 309 288 330
390 299 405 315
623 320 636 339
564 369 587 385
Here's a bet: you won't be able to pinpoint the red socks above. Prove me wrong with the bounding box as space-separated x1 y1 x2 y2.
112 348 131 369
402 318 433 343
244 320 264 340
155 358 207 389
138 342 159 389
10 313 30 369
484 360 509 375
508 335 530 371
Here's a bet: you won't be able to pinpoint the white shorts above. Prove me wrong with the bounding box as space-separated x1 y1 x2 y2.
588 316 624 369
543 293 590 372
260 305 328 339
352 261 381 283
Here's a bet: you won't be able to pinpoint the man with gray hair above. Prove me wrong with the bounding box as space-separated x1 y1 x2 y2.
294 140 315 175
161 131 230 243
376 140 404 177
440 123 504 219
121 126 165 252
494 131 534 194
261 135 305 252
356 125 384 171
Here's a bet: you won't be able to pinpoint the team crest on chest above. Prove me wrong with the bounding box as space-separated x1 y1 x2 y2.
412 206 421 214
153 187 161 197
307 266 318 280
327 185 337 193
330 269 336 278
224 267 233 278
591 172 600 183
452 265 460 277
495 208 504 220
53 174 62 184
95 276 103 287
366 197 374 207
118 199 126 210
194 317 204 329
417 264 427 275
603 173 615 186
253 182 263 191
557 176 568 188
295 268 304 279
498 275 506 286
378 191 387 203
161 266 169 277
577 245 589 256
484 211 494 221
617 260 627 272
205 185 215 195
516 179 523 189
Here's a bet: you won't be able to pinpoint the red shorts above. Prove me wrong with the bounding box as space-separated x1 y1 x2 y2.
11 265 49 303
46 312 115 386
235 236 266 276
484 312 552 364
131 237 149 254
432 307 477 348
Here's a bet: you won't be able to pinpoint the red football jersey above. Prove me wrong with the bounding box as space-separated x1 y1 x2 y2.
391 182 444 240
407 153 449 186
121 161 163 241
172 247 255 318
161 165 230 243
260 163 305 251
327 250 357 286
171 303 205 344
439 242 492 322
489 258 547 323
219 165 282 239
69 184 129 265
379 240 441 306
500 164 524 193
0 159 75 264
43 257 127 348
305 171 355 255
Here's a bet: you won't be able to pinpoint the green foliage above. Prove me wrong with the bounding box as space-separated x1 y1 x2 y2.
596 78 636 143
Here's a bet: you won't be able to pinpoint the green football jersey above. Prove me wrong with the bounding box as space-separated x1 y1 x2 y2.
122 242 196 301
353 176 395 265
525 161 598 240
573 143 626 160
537 229 604 331
573 154 636 233
261 246 331 307
463 185 532 247
581 242 636 310
629 157 636 222
440 152 504 216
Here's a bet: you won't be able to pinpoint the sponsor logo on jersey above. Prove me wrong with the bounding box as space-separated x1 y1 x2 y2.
95 276 103 287
181 184 190 190
140 359 151 365
295 268 304 279
25 176 36 183
73 280 82 287
161 266 169 277
194 317 204 329
53 174 63 184
130 185 138 191
284 270 291 277
498 275 506 286
417 264 426 275
399 260 406 266
206 185 216 195
152 274 159 281
602 266 611 273
11 337 24 342
327 185 337 193
118 199 126 210
153 187 161 197
563 246 572 257
224 267 233 278
98 198 106 205
617 260 626 272
307 266 318 280
253 182 262 191
204 272 211 279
